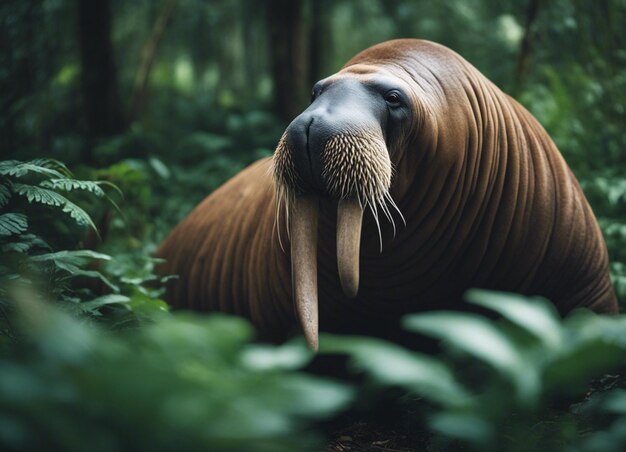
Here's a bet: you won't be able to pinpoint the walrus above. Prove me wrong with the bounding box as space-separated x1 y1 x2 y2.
156 39 618 350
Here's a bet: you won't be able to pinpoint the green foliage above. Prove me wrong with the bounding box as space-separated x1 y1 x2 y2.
0 296 352 452
2 0 625 449
0 158 166 327
321 291 626 450
0 159 103 231
0 213 27 237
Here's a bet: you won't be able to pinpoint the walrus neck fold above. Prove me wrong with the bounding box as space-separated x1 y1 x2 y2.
337 199 364 298
290 196 320 351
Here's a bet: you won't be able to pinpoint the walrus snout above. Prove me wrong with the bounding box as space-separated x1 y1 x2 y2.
282 113 330 194
277 78 389 198
272 80 396 350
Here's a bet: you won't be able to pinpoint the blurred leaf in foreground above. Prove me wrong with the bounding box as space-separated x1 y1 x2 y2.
0 294 353 452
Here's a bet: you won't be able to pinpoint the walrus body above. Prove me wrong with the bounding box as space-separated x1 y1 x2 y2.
157 40 617 346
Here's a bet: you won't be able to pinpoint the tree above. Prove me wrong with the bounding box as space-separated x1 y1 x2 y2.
77 0 125 160
266 0 310 122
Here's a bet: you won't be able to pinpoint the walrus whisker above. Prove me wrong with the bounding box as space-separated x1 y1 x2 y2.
379 195 396 237
385 192 406 227
275 185 290 253
368 200 384 252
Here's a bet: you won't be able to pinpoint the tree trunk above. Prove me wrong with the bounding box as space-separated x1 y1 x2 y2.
513 0 541 95
309 0 331 85
77 0 125 160
266 0 309 122
129 0 177 122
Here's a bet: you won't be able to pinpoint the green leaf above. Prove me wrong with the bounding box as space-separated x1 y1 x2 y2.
0 160 66 179
0 183 10 207
29 158 72 176
61 198 98 230
13 183 67 206
61 268 120 293
148 157 171 179
241 339 313 371
40 179 105 197
429 412 494 445
404 312 540 403
544 340 626 396
29 250 112 264
466 290 563 348
76 295 130 315
29 250 117 291
603 390 626 414
13 184 97 231
320 334 472 408
0 234 49 253
0 213 27 237
277 374 354 418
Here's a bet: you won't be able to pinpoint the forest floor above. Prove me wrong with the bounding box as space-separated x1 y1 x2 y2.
327 419 431 452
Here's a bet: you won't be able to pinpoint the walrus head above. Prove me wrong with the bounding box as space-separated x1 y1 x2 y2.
273 43 428 349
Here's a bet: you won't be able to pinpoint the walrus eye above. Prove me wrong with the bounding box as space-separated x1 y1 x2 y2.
384 91 402 106
311 83 322 102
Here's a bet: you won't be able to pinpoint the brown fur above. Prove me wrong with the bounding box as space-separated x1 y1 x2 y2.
156 40 618 342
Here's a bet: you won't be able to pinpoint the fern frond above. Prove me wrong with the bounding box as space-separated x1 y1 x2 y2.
13 183 65 206
61 199 98 230
41 179 105 197
29 250 118 292
29 158 72 176
0 213 28 237
1 233 49 253
12 183 98 231
0 161 66 179
0 183 10 207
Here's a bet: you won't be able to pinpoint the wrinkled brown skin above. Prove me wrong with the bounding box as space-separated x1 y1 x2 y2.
156 40 618 343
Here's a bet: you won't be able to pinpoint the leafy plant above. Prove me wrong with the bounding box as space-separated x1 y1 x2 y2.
0 158 164 331
322 291 626 451
0 294 352 452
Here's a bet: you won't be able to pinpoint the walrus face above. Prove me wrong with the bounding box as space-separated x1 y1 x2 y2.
272 73 414 349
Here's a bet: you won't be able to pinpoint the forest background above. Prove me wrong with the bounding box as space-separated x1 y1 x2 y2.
1 1 626 450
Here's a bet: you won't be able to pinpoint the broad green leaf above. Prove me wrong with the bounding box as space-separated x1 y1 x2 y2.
241 339 313 371
277 374 354 418
29 250 118 292
0 213 27 237
148 157 171 179
77 295 130 314
404 312 540 402
429 412 494 444
565 310 626 347
544 340 626 396
60 268 120 293
321 334 472 408
30 250 112 263
466 289 563 347
603 390 626 414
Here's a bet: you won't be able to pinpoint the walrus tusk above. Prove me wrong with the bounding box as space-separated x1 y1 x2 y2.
290 195 320 351
337 199 364 298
